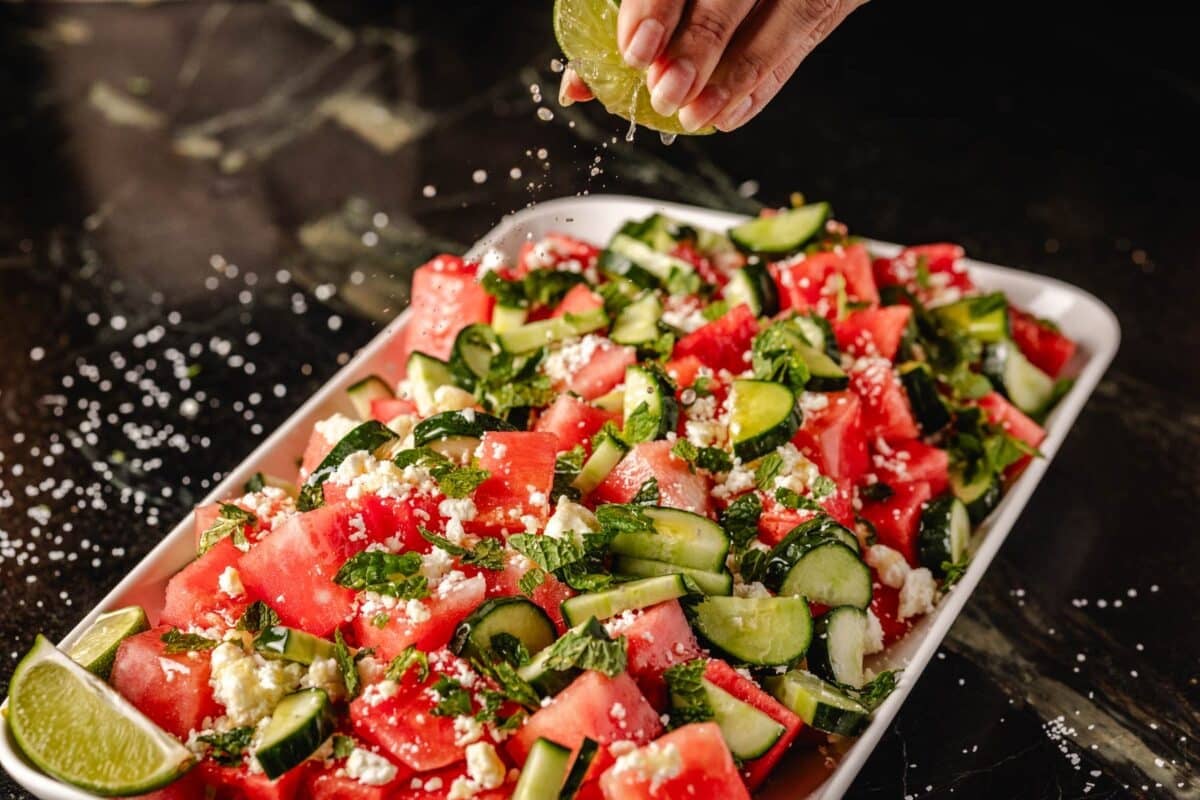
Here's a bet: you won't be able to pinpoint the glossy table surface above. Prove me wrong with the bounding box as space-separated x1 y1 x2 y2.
0 2 1196 798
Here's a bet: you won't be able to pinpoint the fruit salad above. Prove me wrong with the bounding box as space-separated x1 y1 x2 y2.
5 199 1078 799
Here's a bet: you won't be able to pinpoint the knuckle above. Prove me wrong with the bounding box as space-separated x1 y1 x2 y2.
798 0 840 25
683 9 736 51
723 49 770 91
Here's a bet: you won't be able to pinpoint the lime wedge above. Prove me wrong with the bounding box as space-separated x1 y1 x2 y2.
65 606 149 678
7 635 193 796
553 0 713 136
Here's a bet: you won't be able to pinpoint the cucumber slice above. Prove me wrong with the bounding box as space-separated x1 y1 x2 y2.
897 361 951 433
572 432 629 495
724 261 779 317
608 506 730 573
450 324 502 386
600 234 696 290
492 304 528 333
950 467 1001 524
412 410 516 446
592 387 625 413
623 365 679 443
765 670 870 736
254 689 335 779
498 308 609 353
511 738 572 800
687 595 812 666
346 375 394 421
253 626 335 666
796 341 849 392
729 203 831 255
519 618 611 696
786 514 860 554
729 379 802 462
560 575 689 627
697 678 787 760
793 313 837 359
559 737 600 800
406 351 457 416
450 597 557 664
918 495 971 576
984 341 1056 416
934 293 1009 342
610 291 663 347
299 420 400 510
764 526 873 609
612 556 733 596
807 606 867 688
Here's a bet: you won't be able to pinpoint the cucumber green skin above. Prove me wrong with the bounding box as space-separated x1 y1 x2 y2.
253 627 335 666
449 324 500 386
518 618 610 697
511 738 572 800
449 597 557 664
255 689 334 780
698 679 785 759
806 606 866 688
686 595 813 667
795 342 849 392
573 435 629 494
951 469 1001 524
935 295 1009 342
559 575 688 628
608 506 730 573
898 362 951 433
765 671 870 737
729 202 831 255
782 514 860 554
598 248 660 289
612 556 733 595
918 495 969 576
726 261 780 317
559 738 600 800
346 375 394 420
412 410 516 447
763 527 872 609
730 380 803 462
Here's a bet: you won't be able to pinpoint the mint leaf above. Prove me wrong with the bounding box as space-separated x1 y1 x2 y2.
774 487 822 513
754 452 784 492
160 628 218 655
385 645 429 683
940 558 969 590
430 675 474 717
846 670 900 711
334 551 427 599
739 548 769 583
508 535 585 574
860 482 895 503
751 323 811 392
541 627 627 677
663 659 713 727
235 601 281 633
481 271 528 307
812 475 837 499
671 439 733 474
967 292 1007 319
623 401 660 444
473 658 541 710
418 526 505 571
518 567 547 596
720 492 762 549
490 632 531 668
914 255 932 290
701 300 729 321
331 734 356 760
393 446 451 470
551 445 586 503
524 269 587 307
198 727 254 766
594 503 654 535
197 503 256 555
334 630 361 698
434 465 491 499
631 477 659 505
243 472 266 493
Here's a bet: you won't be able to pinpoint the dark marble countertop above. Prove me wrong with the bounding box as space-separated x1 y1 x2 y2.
1 2 1196 798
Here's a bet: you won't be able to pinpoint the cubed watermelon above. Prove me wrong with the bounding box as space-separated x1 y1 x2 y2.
598 722 749 800
197 759 305 800
567 342 638 401
860 480 933 566
486 550 574 632
835 306 912 361
352 572 487 660
370 396 418 423
109 627 222 739
1009 307 1076 379
385 255 493 374
552 284 606 318
238 505 360 636
534 395 621 454
160 537 253 630
672 304 758 375
869 578 912 647
703 659 803 790
470 431 558 535
870 439 949 497
518 234 601 276
305 754 411 800
591 441 711 517
978 391 1046 477
790 392 869 484
605 600 701 710
848 357 920 442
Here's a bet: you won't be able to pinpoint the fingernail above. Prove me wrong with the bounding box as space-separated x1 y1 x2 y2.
678 87 729 132
716 96 753 131
623 19 664 70
649 59 696 117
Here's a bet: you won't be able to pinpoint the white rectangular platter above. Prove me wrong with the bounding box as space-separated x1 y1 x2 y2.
0 194 1120 800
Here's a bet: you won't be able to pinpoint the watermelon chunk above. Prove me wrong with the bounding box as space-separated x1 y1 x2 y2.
871 439 949 497
790 391 869 484
568 342 638 401
860 480 933 566
109 626 222 739
672 304 758 375
662 355 706 389
771 244 879 318
598 722 750 800
978 391 1045 477
508 671 662 770
238 505 360 636
386 255 493 372
370 396 418 423
591 441 711 517
197 759 305 800
703 659 803 791
605 600 702 710
352 572 487 660
518 233 601 276
872 243 973 306
308 765 410 800
535 395 621 454
469 431 558 535
486 550 574 632
1009 307 1076 378
127 766 205 800
160 537 253 630
848 356 920 442
300 428 337 480
835 306 912 361
869 578 912 647
552 284 606 318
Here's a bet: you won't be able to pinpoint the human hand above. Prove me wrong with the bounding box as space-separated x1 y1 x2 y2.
559 0 868 132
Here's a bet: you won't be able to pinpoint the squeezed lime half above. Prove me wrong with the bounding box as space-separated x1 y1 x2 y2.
7 635 193 796
65 605 149 679
553 0 713 136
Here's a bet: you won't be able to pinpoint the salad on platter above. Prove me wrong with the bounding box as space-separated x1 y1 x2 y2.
4 198 1078 800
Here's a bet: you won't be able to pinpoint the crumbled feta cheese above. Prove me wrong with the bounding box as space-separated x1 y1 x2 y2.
864 610 885 655
733 579 771 599
449 742 506 798
864 544 910 590
332 451 434 502
345 747 399 786
209 643 303 726
660 298 708 333
347 514 368 543
771 443 821 496
314 413 359 447
301 656 345 701
543 496 598 541
404 598 432 624
421 547 457 584
541 335 607 384
799 392 830 414
608 740 682 792
438 497 477 544
453 714 484 746
712 458 756 501
217 566 245 598
360 679 400 708
898 567 937 620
